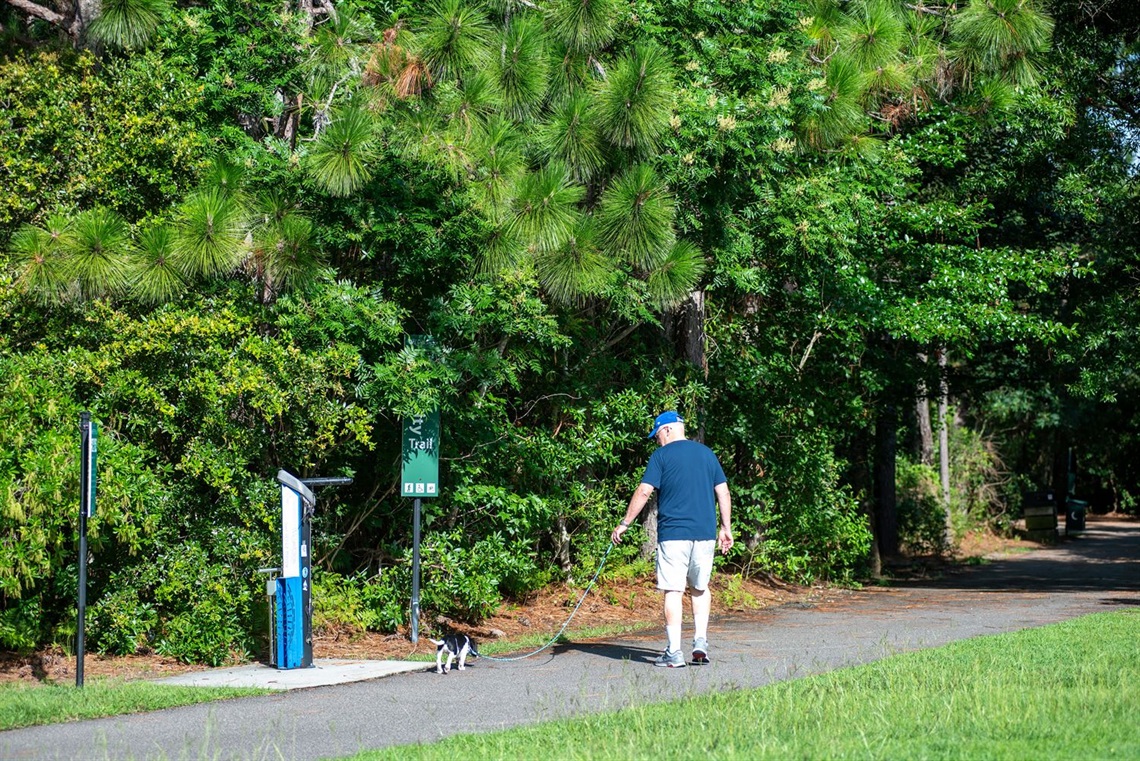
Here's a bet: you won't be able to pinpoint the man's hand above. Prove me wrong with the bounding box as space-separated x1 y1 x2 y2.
718 526 734 555
614 485 652 544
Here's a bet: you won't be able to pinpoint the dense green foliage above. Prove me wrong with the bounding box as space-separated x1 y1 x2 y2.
1 0 1137 661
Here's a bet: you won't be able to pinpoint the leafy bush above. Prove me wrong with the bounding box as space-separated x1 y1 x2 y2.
731 425 873 585
949 423 1007 527
0 49 208 230
150 543 256 666
0 598 41 653
312 570 407 635
87 587 158 656
419 531 542 623
897 458 949 554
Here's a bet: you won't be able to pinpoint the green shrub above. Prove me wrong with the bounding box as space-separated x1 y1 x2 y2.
157 599 251 667
897 458 949 554
149 543 256 666
732 429 873 585
312 571 381 634
0 49 207 230
87 587 158 656
364 569 413 633
949 423 1006 527
0 598 42 653
419 530 542 623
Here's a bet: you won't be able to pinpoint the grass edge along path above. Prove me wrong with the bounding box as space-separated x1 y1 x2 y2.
0 619 652 729
0 679 269 731
350 608 1140 760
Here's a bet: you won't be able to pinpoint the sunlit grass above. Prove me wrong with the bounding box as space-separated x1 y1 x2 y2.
0 679 268 731
349 609 1140 760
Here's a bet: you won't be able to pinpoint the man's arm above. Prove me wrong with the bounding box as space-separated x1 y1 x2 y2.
715 482 733 554
611 483 654 544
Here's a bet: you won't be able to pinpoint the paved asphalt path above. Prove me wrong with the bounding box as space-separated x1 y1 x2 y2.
7 520 1139 761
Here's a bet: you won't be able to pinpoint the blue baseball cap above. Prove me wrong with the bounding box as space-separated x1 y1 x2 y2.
647 411 683 439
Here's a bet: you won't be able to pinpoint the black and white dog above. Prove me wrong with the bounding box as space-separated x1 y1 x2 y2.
428 634 479 674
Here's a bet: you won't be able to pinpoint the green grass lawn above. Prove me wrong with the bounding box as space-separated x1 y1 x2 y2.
0 679 268 731
349 608 1140 760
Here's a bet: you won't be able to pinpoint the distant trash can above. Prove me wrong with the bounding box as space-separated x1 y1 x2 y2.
1066 499 1088 535
1022 490 1057 533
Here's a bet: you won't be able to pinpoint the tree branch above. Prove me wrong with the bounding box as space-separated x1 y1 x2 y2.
319 477 398 569
1096 74 1140 126
6 0 68 27
796 330 822 374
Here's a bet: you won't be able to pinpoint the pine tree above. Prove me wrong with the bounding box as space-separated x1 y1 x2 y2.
363 0 704 309
800 0 1055 150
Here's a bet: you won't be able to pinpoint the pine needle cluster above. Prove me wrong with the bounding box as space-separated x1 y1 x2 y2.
366 0 704 309
800 0 1055 150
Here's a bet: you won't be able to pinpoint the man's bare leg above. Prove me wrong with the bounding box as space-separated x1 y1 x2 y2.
663 589 683 653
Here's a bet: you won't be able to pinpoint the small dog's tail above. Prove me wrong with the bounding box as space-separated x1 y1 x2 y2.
426 638 444 646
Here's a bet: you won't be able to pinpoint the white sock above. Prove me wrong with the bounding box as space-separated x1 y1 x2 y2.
666 623 681 654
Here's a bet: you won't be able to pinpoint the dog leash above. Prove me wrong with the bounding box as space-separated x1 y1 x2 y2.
480 540 615 662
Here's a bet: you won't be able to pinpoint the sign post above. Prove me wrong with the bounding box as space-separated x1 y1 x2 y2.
77 412 97 687
402 336 440 644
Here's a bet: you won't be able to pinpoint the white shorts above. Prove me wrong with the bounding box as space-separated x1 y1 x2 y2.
656 539 716 592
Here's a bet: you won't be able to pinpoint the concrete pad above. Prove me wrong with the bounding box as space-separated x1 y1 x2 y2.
155 659 429 691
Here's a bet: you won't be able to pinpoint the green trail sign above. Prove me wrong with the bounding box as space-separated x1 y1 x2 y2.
400 334 441 499
83 418 98 517
401 410 440 498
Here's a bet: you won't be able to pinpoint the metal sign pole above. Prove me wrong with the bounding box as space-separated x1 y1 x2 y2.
77 414 89 688
76 412 96 688
411 497 421 643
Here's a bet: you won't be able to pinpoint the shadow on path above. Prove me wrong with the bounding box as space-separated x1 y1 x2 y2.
892 519 1140 595
547 641 659 663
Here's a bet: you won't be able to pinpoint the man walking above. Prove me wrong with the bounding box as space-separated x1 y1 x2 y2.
611 411 733 667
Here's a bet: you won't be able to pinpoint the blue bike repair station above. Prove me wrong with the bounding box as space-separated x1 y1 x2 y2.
265 470 351 670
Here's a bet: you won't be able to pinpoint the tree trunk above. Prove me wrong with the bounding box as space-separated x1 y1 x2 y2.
6 0 95 39
874 405 899 558
1051 444 1070 521
848 426 881 577
681 289 708 441
298 0 335 28
7 0 67 26
681 289 707 378
72 0 99 38
937 347 952 546
865 499 882 578
639 498 658 564
915 354 934 466
554 514 571 575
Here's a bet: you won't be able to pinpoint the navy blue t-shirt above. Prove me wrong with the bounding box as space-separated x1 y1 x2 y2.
641 439 727 542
